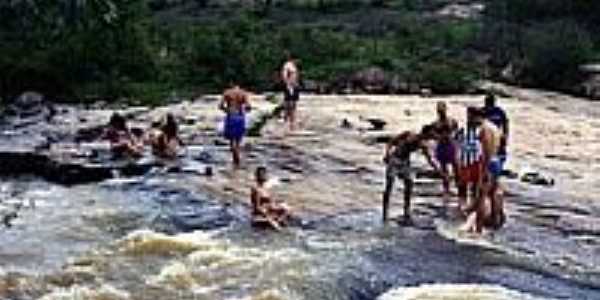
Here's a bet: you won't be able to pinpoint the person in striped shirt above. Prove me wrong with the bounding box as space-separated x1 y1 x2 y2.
458 107 505 233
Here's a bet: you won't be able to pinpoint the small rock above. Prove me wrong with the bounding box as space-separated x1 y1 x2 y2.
364 118 387 131
521 172 555 186
340 118 353 129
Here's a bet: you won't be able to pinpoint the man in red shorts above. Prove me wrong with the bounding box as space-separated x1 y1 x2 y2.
456 107 484 215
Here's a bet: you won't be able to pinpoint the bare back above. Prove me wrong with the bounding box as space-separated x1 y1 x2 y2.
222 87 249 114
480 120 502 159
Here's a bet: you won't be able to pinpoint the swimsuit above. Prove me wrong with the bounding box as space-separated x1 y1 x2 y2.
283 86 300 113
386 138 420 181
435 141 456 165
224 113 246 142
457 127 483 184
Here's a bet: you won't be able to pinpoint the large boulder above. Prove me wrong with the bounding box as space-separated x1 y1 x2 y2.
4 91 54 126
350 67 389 93
580 75 600 100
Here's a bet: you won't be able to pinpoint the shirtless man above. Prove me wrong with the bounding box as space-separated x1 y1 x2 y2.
281 52 300 132
460 108 504 233
382 125 444 224
250 166 290 230
431 101 459 205
220 83 251 168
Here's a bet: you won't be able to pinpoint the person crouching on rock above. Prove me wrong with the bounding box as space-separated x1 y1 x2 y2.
103 112 143 158
251 166 290 230
152 113 184 159
220 82 251 168
382 125 445 225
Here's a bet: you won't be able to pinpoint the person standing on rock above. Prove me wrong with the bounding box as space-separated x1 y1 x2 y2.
382 125 444 224
482 93 509 173
459 108 505 233
456 107 484 221
220 83 251 168
431 101 459 207
281 51 301 132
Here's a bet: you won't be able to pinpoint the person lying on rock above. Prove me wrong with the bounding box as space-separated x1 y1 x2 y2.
382 124 445 225
220 82 251 168
431 101 459 207
103 112 143 158
152 113 184 159
458 107 505 233
251 166 290 230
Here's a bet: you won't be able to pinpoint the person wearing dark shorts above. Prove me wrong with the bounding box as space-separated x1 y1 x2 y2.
382 125 443 224
281 52 300 132
431 101 459 206
283 85 300 125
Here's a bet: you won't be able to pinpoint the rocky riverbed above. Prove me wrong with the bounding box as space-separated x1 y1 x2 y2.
1 85 600 300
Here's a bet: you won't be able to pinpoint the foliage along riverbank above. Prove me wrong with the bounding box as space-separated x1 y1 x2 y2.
1 0 599 105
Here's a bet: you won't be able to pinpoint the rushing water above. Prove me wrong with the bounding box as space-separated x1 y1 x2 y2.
1 168 600 300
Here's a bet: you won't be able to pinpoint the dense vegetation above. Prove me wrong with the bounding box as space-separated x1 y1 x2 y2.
0 0 598 104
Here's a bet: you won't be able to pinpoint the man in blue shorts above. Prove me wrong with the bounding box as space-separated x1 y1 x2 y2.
482 93 509 172
220 83 251 168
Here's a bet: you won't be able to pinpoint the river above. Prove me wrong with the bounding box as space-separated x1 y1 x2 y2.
1 89 600 299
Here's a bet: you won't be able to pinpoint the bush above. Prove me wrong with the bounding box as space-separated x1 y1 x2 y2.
520 21 594 89
0 0 156 102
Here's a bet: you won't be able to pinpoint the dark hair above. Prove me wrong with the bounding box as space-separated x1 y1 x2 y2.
485 92 496 104
420 124 435 136
109 113 127 131
161 113 178 138
467 106 482 117
255 166 267 178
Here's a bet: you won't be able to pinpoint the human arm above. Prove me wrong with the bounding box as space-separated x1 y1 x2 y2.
421 143 443 177
383 133 404 163
243 93 252 113
219 93 228 112
501 111 509 147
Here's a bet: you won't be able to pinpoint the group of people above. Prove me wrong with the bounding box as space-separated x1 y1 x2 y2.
103 112 183 159
383 93 509 233
101 53 301 230
101 50 510 233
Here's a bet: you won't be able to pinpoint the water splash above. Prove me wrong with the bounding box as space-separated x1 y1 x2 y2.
378 284 552 300
39 284 130 300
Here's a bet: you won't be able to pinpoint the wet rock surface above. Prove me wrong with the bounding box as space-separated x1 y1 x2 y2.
1 87 600 299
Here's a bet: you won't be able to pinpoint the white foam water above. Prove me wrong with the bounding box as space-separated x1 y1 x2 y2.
39 284 130 300
378 284 551 300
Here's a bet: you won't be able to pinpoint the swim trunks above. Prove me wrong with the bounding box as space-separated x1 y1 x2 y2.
435 142 456 165
283 86 300 113
457 126 483 184
459 161 483 184
386 157 414 181
223 113 246 142
488 156 504 179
